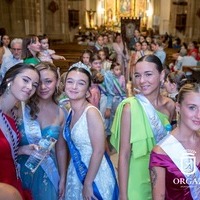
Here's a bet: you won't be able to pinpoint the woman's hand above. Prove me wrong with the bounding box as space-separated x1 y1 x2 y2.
58 178 65 200
82 183 97 200
104 108 111 119
18 144 39 155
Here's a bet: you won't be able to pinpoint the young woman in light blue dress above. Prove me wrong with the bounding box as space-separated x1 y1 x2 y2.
17 62 67 200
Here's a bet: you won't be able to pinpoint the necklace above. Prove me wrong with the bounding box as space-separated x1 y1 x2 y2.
0 109 20 179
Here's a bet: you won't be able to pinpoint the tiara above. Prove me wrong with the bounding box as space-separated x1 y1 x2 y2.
69 61 92 75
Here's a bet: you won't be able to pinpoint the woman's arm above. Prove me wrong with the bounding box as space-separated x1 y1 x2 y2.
56 109 67 199
82 107 105 200
118 103 131 200
150 146 166 200
150 166 166 200
56 128 67 199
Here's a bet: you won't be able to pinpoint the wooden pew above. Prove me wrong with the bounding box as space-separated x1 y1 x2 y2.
53 59 79 74
182 65 200 82
61 53 81 60
51 43 89 54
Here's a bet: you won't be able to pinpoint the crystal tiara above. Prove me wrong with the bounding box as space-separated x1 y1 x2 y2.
68 61 92 75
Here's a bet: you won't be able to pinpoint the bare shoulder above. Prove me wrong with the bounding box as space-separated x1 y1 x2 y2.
122 102 131 115
159 95 175 119
58 106 65 126
163 95 175 108
86 106 102 121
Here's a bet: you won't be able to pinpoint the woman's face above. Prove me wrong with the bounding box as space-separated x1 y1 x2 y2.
113 65 122 77
134 61 163 96
164 77 175 94
135 42 142 51
82 53 90 65
65 70 89 100
142 42 148 51
176 92 200 131
2 35 10 47
116 35 122 43
10 69 39 101
91 59 102 72
28 37 41 53
98 51 106 61
37 69 58 100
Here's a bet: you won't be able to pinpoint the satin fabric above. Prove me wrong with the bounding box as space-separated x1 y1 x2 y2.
150 151 200 200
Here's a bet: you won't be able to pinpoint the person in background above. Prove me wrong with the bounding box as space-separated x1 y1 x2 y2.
113 33 129 81
150 83 200 200
108 62 126 153
90 34 109 57
87 67 104 109
164 71 187 102
187 41 200 61
111 55 175 200
130 41 143 67
90 54 114 136
129 29 141 51
151 39 166 64
0 38 23 81
38 35 66 63
0 63 40 200
17 62 67 200
139 35 145 44
103 34 116 61
164 71 188 128
141 41 153 56
63 62 119 200
80 49 93 67
97 49 112 71
0 34 12 64
21 35 41 66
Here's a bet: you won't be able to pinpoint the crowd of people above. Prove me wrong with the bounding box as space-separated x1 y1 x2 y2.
0 29 200 200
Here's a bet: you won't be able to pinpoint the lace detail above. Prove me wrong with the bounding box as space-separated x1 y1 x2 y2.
65 106 116 200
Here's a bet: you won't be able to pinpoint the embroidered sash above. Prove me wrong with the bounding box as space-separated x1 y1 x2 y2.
64 110 119 200
21 102 59 192
0 112 20 178
98 83 107 96
135 94 169 143
159 134 200 199
113 76 126 100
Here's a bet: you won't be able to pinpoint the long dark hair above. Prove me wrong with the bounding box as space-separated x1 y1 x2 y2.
0 63 39 95
0 63 40 119
21 34 38 59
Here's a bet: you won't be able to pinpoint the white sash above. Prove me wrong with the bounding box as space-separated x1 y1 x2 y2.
0 112 20 178
135 94 168 143
159 134 200 199
21 102 59 192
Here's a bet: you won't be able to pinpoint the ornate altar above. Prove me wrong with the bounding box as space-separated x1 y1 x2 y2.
103 0 146 30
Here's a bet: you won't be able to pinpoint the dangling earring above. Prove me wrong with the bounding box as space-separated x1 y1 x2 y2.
176 111 180 125
6 82 11 95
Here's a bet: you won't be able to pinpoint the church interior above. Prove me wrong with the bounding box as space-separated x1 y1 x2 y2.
1 0 200 43
0 0 200 76
1 1 200 198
